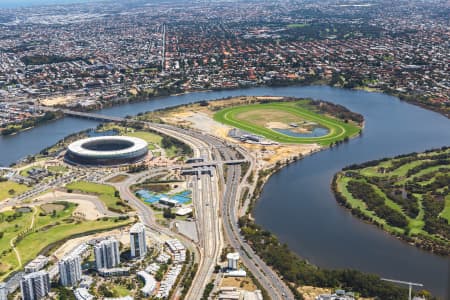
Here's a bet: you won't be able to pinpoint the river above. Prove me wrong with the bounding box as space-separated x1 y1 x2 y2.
0 86 449 298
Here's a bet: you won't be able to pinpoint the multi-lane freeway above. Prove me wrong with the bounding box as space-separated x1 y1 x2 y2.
143 122 225 299
205 134 295 299
187 172 223 299
12 107 295 299
148 122 295 299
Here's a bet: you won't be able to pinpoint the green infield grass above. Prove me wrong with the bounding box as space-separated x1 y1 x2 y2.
213 102 361 145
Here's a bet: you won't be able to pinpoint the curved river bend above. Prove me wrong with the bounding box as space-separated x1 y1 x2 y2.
0 86 448 298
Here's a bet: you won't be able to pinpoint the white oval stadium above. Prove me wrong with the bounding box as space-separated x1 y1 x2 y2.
65 136 148 166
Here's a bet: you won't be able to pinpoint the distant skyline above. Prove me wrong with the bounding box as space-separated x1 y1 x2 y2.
0 0 93 9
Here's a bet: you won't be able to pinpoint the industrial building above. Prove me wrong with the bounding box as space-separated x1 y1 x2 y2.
20 271 50 300
65 136 148 166
58 254 82 287
94 238 121 270
130 223 147 259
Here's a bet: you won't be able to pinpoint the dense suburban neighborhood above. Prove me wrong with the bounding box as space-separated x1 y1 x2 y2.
0 0 448 132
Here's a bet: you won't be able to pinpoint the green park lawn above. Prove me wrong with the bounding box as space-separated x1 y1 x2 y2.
19 167 34 177
127 130 179 157
65 181 131 213
0 209 34 263
0 203 132 280
0 181 29 201
127 130 162 145
214 102 361 146
47 165 69 174
110 284 132 297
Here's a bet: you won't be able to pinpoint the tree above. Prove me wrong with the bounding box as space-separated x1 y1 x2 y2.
163 208 175 219
8 189 15 195
98 284 113 297
214 265 221 273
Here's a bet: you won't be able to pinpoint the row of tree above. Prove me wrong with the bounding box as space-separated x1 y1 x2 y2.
346 180 408 228
342 146 449 171
237 215 426 299
161 136 193 156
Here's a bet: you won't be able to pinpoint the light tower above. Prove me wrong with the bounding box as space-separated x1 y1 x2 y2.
381 278 423 300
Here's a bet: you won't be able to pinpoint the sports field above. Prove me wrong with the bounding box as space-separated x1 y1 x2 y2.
213 102 361 145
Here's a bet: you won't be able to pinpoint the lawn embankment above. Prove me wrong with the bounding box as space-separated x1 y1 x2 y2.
333 147 450 255
65 181 131 213
214 101 361 146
